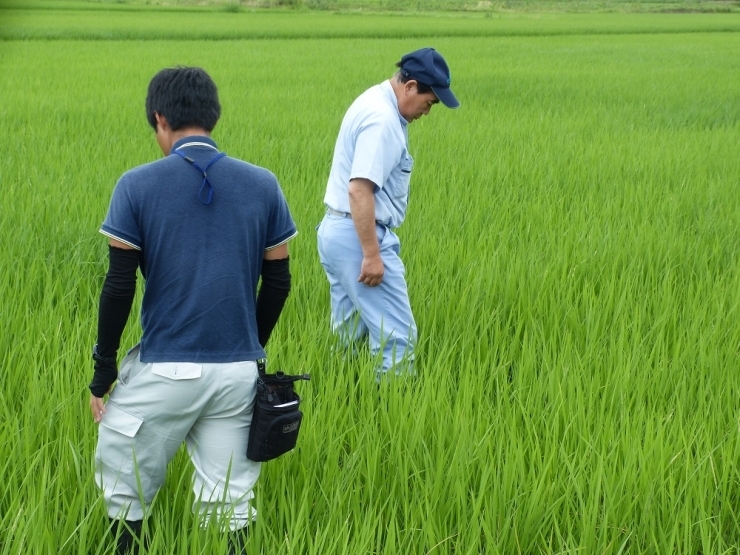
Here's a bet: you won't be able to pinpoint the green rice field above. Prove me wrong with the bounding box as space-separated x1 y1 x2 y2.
2 1 740 553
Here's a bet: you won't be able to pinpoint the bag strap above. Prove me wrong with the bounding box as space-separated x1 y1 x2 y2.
172 149 227 205
257 358 310 382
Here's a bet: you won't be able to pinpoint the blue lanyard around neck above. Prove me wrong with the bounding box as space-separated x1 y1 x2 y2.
172 149 227 205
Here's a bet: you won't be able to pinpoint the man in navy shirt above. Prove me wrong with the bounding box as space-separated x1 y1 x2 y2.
88 66 297 554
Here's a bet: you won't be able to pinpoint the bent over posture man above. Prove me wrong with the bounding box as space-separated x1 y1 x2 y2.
88 67 297 554
317 47 458 377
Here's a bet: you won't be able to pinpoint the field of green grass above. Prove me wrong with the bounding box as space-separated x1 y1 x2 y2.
3 1 740 39
2 1 740 554
3 0 740 12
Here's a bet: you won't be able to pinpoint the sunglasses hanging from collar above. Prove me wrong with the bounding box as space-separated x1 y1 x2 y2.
172 149 226 205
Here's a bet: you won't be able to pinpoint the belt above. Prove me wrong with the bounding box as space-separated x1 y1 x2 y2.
326 207 351 218
326 206 390 227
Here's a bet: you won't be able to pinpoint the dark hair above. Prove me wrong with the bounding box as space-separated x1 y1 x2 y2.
394 61 433 95
145 67 221 132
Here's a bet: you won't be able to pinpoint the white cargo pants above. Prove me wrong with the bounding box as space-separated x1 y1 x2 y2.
95 345 261 530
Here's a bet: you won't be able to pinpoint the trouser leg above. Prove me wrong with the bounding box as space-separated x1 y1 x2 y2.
318 216 369 349
186 361 261 531
95 348 203 521
359 228 417 374
318 216 417 374
325 265 369 348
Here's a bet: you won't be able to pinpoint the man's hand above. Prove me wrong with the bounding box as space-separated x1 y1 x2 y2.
89 345 118 416
359 253 384 287
90 394 106 424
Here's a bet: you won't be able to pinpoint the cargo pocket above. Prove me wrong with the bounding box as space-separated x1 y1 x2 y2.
98 402 144 476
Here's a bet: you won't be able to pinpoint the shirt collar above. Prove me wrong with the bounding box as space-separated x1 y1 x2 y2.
171 135 219 153
380 80 409 126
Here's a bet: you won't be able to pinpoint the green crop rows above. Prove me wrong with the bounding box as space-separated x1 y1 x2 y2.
2 2 740 554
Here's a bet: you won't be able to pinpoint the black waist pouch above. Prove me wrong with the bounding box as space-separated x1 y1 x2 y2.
247 363 310 462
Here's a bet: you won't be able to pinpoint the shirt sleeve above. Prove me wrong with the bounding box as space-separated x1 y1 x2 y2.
265 176 298 250
100 173 142 250
350 117 403 190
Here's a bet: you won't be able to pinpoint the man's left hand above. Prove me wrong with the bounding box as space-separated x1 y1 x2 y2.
90 394 106 424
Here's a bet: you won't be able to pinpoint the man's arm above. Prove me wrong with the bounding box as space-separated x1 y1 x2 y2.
255 243 291 347
89 239 138 423
348 178 384 287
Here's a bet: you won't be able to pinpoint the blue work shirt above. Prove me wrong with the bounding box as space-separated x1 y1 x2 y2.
324 80 414 229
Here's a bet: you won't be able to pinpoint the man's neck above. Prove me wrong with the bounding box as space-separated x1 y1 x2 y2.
171 127 210 143
389 76 403 100
162 126 211 155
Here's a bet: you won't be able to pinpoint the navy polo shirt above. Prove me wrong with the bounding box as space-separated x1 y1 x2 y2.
101 136 297 363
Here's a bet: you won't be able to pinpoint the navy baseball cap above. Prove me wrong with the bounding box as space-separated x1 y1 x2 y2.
399 47 459 109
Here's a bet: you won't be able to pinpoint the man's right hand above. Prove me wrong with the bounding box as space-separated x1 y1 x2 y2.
358 254 384 287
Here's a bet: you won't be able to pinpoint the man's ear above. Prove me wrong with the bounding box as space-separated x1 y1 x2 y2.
154 112 169 132
403 79 418 95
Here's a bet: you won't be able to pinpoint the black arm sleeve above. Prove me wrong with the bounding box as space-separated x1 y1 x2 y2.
255 257 291 347
89 246 139 397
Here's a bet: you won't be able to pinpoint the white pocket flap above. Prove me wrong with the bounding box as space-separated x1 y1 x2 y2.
151 362 202 380
100 402 143 438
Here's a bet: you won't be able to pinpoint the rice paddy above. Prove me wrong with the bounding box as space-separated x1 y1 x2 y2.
1 2 740 553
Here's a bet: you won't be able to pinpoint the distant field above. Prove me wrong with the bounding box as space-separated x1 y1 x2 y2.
4 0 740 12
3 1 740 39
2 3 740 554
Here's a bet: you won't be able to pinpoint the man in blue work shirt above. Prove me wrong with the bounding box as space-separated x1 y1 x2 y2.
88 66 297 554
317 47 459 378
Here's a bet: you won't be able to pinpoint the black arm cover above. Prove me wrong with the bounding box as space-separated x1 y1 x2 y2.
89 246 139 397
255 257 291 347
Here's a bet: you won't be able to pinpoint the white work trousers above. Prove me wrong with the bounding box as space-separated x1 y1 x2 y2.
95 345 261 530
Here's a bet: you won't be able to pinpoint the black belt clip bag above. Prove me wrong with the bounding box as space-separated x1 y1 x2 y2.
247 359 310 462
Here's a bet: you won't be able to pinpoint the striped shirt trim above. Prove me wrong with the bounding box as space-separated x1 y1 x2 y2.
99 229 142 250
265 230 298 251
175 142 219 151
